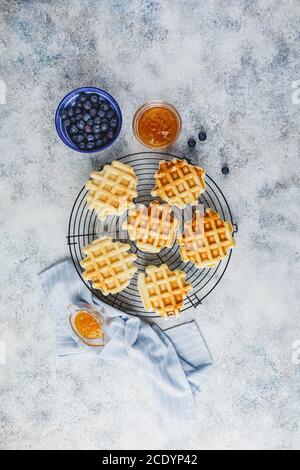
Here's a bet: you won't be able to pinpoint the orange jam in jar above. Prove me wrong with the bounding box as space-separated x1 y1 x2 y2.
133 101 181 149
74 310 102 340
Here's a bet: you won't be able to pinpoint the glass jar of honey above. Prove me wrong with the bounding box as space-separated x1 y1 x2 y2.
132 101 181 149
68 303 106 348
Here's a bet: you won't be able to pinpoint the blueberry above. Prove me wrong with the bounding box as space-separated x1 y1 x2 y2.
84 124 92 134
110 117 118 128
95 139 103 148
97 109 106 118
69 125 78 135
76 134 84 143
86 142 96 150
222 166 229 175
83 100 92 110
102 135 108 144
67 107 74 118
188 137 196 148
61 109 68 120
105 109 114 119
83 113 91 122
90 94 99 105
100 122 109 132
78 93 87 103
94 133 101 140
64 118 71 128
75 113 83 122
87 119 94 126
89 107 97 118
79 142 87 150
75 101 82 108
87 134 95 142
100 101 109 112
107 130 114 140
77 120 85 130
70 117 76 123
74 107 82 115
93 124 101 134
94 116 101 125
198 131 207 141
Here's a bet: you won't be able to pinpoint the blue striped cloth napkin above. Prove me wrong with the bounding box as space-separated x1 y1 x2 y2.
39 260 212 424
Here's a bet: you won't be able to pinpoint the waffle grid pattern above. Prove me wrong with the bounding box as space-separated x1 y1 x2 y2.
80 237 137 295
138 264 192 318
86 161 138 220
151 159 206 208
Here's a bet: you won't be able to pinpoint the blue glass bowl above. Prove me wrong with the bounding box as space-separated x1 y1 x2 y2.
55 87 122 153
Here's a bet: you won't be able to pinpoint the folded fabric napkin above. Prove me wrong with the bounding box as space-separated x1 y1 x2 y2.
39 260 212 424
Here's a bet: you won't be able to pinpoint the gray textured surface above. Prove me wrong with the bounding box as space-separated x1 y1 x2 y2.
0 0 299 450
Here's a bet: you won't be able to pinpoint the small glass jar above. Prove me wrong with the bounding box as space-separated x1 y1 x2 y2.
132 101 181 149
68 303 106 348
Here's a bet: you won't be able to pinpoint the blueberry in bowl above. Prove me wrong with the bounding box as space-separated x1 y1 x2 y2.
55 87 122 153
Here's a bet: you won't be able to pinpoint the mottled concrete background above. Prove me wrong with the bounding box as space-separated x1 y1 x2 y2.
0 0 299 450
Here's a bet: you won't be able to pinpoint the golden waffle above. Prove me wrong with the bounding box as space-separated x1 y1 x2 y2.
80 237 137 295
138 264 192 318
85 161 138 220
178 209 236 268
151 159 206 208
123 201 180 253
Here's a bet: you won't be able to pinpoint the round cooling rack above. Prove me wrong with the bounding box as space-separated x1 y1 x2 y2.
67 152 238 318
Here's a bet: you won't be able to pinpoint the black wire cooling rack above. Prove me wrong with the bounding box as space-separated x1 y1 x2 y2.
67 152 238 318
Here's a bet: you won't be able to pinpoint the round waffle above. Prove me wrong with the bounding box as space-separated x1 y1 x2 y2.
138 264 192 318
85 160 138 220
178 208 236 269
123 201 180 253
151 158 206 208
80 237 137 295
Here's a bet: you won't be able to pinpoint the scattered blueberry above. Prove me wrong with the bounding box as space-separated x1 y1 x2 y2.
100 122 109 132
74 107 82 115
222 166 229 175
64 118 71 128
68 107 74 118
198 131 207 141
95 139 102 147
87 119 94 126
87 134 95 142
94 116 101 125
100 101 109 112
75 113 83 122
83 113 91 122
79 142 86 150
110 117 118 128
188 137 196 148
70 117 76 123
83 100 92 110
76 135 84 143
69 125 78 135
102 135 108 144
84 124 92 134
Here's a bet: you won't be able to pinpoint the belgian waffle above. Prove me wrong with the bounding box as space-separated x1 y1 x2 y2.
123 201 179 253
85 161 138 220
151 158 206 208
80 237 137 295
138 264 192 318
178 209 236 268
